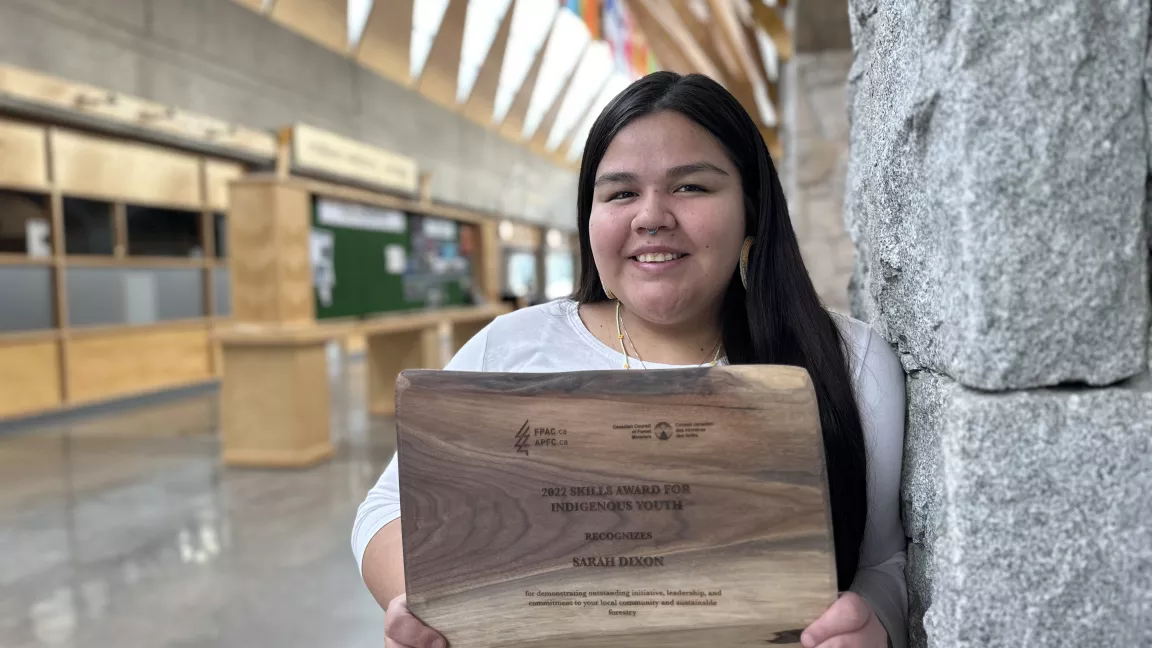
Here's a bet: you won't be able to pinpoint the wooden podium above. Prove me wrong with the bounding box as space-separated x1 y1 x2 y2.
396 365 837 647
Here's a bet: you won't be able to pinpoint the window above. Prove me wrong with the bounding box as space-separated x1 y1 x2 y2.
213 213 227 258
545 251 574 300
504 250 537 298
0 191 51 257
213 267 231 317
0 265 55 332
126 206 202 257
67 267 205 327
63 198 114 255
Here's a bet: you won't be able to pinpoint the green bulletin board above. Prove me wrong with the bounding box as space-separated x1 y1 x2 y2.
310 197 472 320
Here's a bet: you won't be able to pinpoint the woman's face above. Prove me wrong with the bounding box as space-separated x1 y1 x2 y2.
589 111 745 326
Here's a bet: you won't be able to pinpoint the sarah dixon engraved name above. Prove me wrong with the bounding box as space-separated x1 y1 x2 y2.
573 556 666 568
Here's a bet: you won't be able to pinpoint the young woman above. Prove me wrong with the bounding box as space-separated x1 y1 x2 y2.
353 72 907 648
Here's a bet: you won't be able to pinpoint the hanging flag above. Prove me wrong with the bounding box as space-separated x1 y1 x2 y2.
630 30 649 78
584 0 601 40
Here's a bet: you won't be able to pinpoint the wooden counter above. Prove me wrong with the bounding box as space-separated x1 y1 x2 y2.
215 304 508 467
359 304 509 416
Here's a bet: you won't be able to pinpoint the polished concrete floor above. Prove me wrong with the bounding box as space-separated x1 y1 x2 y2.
0 353 392 647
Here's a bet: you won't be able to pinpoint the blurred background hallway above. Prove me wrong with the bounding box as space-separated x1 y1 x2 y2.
0 354 392 647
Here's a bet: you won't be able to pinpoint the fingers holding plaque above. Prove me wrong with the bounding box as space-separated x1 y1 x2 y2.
395 366 837 648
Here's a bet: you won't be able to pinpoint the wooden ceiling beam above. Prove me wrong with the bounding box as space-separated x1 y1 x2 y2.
356 0 416 87
269 0 347 53
230 0 266 12
626 0 725 82
760 125 782 162
751 2 794 62
497 14 557 139
527 46 586 157
415 0 470 110
706 0 764 88
708 12 743 80
462 0 516 124
669 0 740 80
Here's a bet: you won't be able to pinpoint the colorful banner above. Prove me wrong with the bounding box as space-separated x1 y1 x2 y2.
599 0 657 78
566 0 602 40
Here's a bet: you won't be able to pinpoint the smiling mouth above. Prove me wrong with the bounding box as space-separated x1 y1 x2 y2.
632 252 687 263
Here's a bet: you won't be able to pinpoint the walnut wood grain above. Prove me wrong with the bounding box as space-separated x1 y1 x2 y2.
396 365 836 648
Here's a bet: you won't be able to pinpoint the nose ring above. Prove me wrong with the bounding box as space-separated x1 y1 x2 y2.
646 228 659 236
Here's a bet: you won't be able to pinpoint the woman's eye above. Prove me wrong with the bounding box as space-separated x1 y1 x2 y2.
675 184 707 193
608 191 638 201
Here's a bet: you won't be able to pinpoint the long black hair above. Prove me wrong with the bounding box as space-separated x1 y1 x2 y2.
572 72 868 591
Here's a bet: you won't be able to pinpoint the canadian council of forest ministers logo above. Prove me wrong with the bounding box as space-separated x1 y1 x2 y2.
514 420 531 455
654 422 673 441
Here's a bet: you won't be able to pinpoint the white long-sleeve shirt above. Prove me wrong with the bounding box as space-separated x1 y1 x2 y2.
353 298 908 647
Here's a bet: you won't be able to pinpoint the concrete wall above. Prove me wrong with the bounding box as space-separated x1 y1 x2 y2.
846 0 1152 646
788 51 854 314
0 0 579 228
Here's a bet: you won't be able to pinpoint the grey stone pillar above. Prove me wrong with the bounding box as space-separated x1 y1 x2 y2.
844 1 1152 646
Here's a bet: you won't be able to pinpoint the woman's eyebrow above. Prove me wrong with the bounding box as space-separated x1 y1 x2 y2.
593 171 638 186
594 163 728 187
666 162 729 179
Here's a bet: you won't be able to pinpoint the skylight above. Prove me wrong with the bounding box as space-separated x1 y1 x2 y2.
566 72 630 163
347 0 374 49
492 0 560 123
456 0 514 103
545 41 613 151
521 9 591 139
411 0 451 81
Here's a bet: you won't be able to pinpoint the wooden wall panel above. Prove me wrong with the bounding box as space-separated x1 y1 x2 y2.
228 181 315 324
0 339 62 418
270 0 348 53
0 119 48 191
0 65 277 160
52 130 202 208
503 221 541 249
205 159 246 211
479 221 502 303
68 325 212 404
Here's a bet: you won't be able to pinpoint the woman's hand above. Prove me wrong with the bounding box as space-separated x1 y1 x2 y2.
800 592 888 648
384 594 447 648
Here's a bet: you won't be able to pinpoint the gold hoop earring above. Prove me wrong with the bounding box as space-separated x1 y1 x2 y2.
739 236 754 290
603 283 616 301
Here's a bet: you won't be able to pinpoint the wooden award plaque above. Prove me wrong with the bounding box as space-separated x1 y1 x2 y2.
396 366 836 648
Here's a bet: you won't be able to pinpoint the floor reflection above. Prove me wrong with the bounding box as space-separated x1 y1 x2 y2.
0 354 393 648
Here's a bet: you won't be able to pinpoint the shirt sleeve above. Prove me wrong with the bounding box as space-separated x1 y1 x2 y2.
847 326 909 648
351 323 492 572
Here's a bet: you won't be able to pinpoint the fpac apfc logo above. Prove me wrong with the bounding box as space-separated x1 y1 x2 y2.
514 420 531 455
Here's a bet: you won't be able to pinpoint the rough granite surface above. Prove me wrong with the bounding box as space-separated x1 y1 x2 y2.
845 0 1150 390
901 374 1152 647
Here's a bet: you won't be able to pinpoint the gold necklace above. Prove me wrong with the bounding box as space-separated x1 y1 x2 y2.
614 300 722 370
